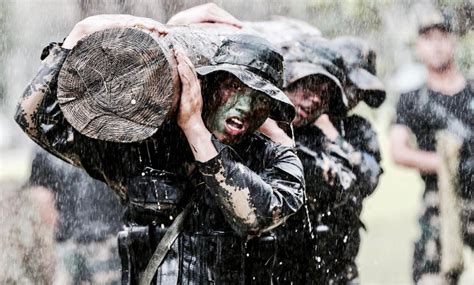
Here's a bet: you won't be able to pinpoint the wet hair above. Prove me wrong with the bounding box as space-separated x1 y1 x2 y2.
418 24 451 36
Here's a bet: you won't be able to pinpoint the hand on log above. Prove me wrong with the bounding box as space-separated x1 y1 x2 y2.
167 3 242 28
173 48 218 162
174 48 204 132
63 14 168 49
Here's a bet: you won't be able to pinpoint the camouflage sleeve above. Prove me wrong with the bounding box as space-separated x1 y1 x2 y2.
13 42 88 167
197 138 304 237
297 140 356 192
335 115 383 198
14 43 130 199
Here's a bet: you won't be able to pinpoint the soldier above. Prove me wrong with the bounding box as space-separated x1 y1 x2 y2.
270 37 383 284
390 10 473 284
14 14 304 284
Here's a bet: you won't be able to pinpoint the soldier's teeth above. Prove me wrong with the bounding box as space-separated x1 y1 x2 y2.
230 118 243 126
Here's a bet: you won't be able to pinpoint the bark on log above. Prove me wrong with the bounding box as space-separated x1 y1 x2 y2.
57 24 239 143
437 130 464 282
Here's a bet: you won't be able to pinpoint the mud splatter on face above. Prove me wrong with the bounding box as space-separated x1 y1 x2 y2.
204 75 271 144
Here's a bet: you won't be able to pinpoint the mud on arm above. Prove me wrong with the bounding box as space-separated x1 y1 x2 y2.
13 43 125 195
197 139 304 237
13 43 84 165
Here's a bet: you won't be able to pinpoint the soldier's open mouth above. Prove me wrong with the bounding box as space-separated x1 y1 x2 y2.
225 117 246 135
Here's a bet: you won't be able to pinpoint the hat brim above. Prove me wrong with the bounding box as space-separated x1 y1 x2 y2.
348 68 386 107
196 63 295 122
285 61 349 110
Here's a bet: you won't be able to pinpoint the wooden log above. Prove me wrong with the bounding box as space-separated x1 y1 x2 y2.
244 16 322 45
57 24 240 143
437 130 464 282
57 19 308 143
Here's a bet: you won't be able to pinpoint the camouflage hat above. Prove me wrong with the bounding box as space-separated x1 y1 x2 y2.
418 9 452 34
280 37 349 114
331 36 385 108
196 34 295 123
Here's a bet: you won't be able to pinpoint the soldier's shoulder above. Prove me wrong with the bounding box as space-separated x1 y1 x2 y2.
252 132 296 156
397 86 425 109
466 78 474 92
251 132 283 150
400 85 424 98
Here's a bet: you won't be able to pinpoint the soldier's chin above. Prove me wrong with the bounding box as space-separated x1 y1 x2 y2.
292 116 303 127
215 131 244 145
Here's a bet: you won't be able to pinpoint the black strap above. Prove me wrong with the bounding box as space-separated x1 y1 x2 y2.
139 202 193 285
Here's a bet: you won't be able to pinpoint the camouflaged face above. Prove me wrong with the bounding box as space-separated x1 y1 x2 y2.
196 64 295 123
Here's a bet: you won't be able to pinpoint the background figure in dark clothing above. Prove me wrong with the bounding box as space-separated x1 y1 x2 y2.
390 10 473 284
29 147 124 284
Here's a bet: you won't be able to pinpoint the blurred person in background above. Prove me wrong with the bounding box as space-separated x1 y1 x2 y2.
28 147 124 284
390 10 473 284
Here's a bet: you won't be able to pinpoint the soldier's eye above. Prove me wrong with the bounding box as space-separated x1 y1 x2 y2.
256 95 269 105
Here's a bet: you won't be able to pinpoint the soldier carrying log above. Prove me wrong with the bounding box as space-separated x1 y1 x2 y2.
14 14 305 284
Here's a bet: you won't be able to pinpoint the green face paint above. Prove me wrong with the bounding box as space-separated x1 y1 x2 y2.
205 77 271 144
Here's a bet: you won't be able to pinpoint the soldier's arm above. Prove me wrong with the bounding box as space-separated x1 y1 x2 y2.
390 124 440 173
198 139 304 237
390 91 440 173
14 42 80 164
167 3 242 28
332 116 383 198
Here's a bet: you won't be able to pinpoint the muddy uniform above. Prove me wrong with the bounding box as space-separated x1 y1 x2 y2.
15 42 304 284
395 82 474 282
274 115 381 284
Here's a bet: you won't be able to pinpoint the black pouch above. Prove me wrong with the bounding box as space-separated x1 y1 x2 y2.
245 234 277 284
126 167 188 224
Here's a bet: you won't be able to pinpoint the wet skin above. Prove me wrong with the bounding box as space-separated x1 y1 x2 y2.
204 76 271 145
285 77 330 127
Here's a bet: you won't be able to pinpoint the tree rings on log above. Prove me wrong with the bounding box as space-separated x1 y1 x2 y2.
58 27 178 143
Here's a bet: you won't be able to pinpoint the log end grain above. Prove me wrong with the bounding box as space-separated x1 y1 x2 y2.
58 27 177 143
